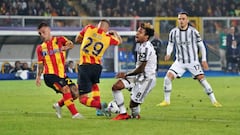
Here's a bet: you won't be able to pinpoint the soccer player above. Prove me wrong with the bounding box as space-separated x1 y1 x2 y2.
35 22 82 119
111 22 157 120
156 12 222 107
75 19 122 116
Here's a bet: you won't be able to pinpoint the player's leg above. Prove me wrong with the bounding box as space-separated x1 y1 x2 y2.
111 79 129 120
157 61 185 107
44 74 81 118
61 85 82 118
111 77 137 120
157 70 177 106
130 78 156 119
196 74 222 107
53 78 79 118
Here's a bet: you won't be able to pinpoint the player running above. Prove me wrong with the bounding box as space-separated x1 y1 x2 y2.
35 22 82 119
75 19 122 116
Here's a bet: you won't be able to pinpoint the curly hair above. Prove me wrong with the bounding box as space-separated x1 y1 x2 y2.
140 22 154 39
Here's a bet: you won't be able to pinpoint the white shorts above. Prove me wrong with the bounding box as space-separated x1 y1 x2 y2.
120 75 156 103
169 60 204 78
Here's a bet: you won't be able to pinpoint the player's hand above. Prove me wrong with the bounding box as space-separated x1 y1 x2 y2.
116 72 126 79
62 40 74 51
201 61 209 70
108 30 115 35
164 55 171 61
36 76 41 87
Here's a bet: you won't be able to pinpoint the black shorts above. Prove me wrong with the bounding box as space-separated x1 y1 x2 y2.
77 64 102 94
44 74 75 93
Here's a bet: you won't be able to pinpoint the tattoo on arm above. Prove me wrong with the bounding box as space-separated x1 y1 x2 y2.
37 63 43 77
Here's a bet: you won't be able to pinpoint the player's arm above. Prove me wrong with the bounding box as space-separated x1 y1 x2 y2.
198 41 209 70
126 61 146 76
109 30 122 44
35 45 44 87
75 25 89 44
75 33 83 44
165 42 174 61
165 30 174 61
36 62 43 87
116 62 147 78
62 40 74 51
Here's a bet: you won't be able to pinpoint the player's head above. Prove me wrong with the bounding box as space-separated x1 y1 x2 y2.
97 19 110 32
178 11 189 30
135 22 154 43
37 22 51 41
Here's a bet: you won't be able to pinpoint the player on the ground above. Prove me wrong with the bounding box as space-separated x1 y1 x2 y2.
35 22 82 119
156 11 222 107
75 19 122 116
111 22 157 120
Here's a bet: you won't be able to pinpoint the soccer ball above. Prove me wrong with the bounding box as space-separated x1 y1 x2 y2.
107 100 120 114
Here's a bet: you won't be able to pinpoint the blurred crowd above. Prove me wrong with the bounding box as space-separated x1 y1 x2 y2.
1 0 240 17
218 26 240 73
0 60 77 74
82 0 240 17
0 0 78 16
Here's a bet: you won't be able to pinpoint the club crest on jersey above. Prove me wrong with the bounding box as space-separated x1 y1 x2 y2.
42 49 61 56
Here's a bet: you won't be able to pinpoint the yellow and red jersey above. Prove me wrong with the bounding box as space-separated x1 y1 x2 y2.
36 36 68 78
78 24 120 65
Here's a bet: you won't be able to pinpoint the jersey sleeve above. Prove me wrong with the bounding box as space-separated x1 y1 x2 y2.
36 45 43 64
166 29 175 56
194 29 202 42
109 36 120 46
58 36 68 46
79 25 92 38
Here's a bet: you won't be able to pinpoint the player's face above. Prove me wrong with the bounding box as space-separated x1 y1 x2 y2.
135 27 148 43
38 26 51 41
178 14 189 29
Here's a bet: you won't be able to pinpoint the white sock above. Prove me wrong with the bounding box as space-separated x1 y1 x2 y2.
163 76 172 103
131 105 140 117
199 78 217 103
112 90 126 114
164 92 171 103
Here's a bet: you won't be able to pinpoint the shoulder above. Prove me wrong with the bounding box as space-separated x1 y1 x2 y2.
188 26 199 33
169 27 179 34
36 44 42 51
85 24 95 29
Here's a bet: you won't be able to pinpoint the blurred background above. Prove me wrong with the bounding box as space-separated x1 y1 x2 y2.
0 0 240 80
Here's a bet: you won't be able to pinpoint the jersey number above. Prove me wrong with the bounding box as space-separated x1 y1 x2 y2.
83 37 104 56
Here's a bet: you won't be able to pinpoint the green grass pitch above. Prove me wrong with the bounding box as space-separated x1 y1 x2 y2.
0 77 239 135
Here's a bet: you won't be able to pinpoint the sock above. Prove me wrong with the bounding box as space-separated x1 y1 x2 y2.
112 90 126 114
163 76 172 103
199 78 217 103
80 95 101 109
131 105 140 117
91 84 101 103
63 92 78 115
57 98 65 107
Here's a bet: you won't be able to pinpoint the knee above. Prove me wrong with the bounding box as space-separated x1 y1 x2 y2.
112 80 124 91
69 85 79 100
164 76 172 85
62 85 70 93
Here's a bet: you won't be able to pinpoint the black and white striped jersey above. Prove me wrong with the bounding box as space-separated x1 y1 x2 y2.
166 25 206 63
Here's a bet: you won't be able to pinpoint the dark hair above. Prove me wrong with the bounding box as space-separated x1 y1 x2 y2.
140 22 154 38
38 22 49 29
100 19 111 26
178 11 189 16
